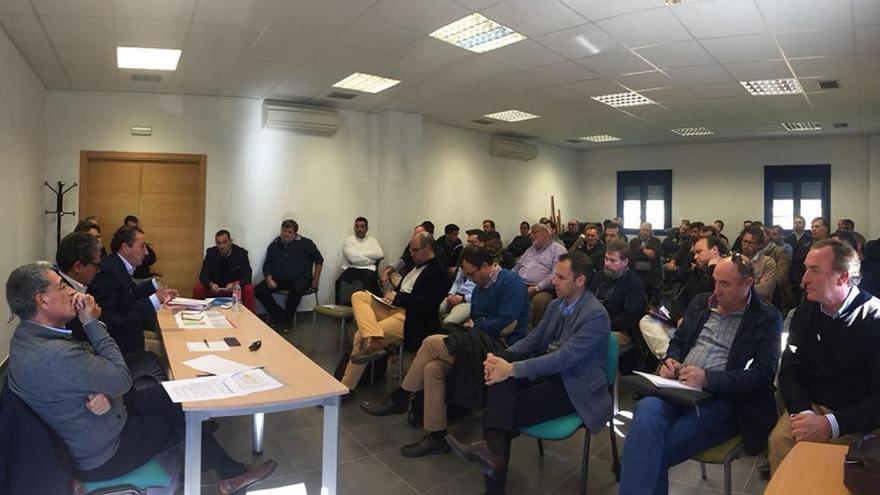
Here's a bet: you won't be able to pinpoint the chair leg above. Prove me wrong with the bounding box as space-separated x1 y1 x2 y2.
536 438 545 457
397 343 404 385
580 431 591 495
608 420 620 482
312 311 318 352
339 318 346 353
723 461 732 495
700 462 707 480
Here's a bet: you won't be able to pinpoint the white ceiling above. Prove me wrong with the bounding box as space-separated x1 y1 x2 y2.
1 0 878 148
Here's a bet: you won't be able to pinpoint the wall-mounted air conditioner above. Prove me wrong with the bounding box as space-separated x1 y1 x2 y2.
262 100 340 136
489 136 538 161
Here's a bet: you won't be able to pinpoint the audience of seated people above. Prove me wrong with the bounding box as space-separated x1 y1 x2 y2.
338 231 450 390
254 219 324 331
512 223 568 328
5 262 277 494
193 229 256 311
340 216 384 296
360 245 530 457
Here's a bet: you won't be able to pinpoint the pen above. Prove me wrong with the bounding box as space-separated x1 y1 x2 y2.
203 338 209 347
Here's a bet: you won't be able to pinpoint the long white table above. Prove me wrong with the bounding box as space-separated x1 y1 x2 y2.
158 306 348 494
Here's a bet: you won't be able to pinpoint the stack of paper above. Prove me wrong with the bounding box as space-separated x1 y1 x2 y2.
161 355 284 402
168 297 210 310
174 310 233 329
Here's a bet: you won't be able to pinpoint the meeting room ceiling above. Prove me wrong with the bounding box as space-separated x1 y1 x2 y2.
1 0 878 148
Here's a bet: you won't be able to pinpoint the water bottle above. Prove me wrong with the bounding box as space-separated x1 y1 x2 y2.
232 282 242 312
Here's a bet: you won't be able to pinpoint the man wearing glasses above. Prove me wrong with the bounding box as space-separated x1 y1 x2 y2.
360 245 529 458
56 231 166 388
738 224 777 301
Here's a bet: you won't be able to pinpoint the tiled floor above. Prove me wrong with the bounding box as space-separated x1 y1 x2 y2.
198 314 772 494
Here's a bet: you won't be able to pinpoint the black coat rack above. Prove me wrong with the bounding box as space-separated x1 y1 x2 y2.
44 181 77 248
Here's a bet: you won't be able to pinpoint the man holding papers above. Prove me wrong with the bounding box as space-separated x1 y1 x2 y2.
619 257 782 495
6 262 276 495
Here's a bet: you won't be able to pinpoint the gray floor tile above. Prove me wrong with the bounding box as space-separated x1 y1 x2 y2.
376 445 474 492
668 454 756 493
274 425 369 472
547 456 620 495
300 455 418 495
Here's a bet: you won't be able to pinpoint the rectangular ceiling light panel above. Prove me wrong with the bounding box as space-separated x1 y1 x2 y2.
484 109 540 122
740 78 803 96
332 72 401 93
117 47 181 70
671 127 714 136
591 92 656 108
581 134 620 142
430 13 526 53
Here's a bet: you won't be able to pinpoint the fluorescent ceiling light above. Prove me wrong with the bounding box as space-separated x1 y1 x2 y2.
671 127 714 136
740 78 803 96
591 92 656 108
430 13 526 53
116 47 181 71
484 109 539 122
781 121 822 131
581 135 620 143
332 72 401 94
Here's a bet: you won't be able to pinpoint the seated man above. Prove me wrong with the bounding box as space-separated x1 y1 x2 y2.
254 219 323 329
506 221 532 259
437 223 462 271
122 215 157 280
739 224 777 301
639 236 723 358
74 219 106 257
768 239 880 473
361 245 530 457
56 231 166 388
439 262 476 325
513 223 568 327
569 223 604 272
560 218 581 249
446 252 612 495
194 229 256 311
483 231 515 269
379 222 448 289
339 232 450 390
587 239 645 348
6 262 276 494
340 216 384 296
762 225 793 313
629 222 663 302
89 226 177 356
619 258 781 495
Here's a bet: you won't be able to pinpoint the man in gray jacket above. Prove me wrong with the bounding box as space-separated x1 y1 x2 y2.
6 262 275 494
447 252 612 494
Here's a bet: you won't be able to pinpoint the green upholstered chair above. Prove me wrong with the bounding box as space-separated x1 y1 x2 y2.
691 434 744 495
82 456 173 495
517 333 622 495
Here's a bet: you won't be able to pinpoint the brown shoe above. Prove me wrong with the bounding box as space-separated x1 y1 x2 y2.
351 336 387 365
446 434 504 477
218 459 277 495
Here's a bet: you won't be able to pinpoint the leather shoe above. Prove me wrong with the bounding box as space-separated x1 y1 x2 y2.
446 435 503 477
218 459 277 495
351 337 387 364
401 435 451 457
360 396 408 416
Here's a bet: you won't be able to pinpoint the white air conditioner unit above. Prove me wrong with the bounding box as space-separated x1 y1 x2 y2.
489 137 538 161
262 100 340 136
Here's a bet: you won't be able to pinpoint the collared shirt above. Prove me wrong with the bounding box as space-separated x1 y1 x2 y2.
27 320 72 336
449 268 476 303
58 269 87 294
118 253 161 310
513 241 567 291
682 294 750 371
820 286 860 318
558 292 584 318
482 264 502 289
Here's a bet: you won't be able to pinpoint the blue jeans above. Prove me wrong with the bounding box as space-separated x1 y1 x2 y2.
619 396 738 495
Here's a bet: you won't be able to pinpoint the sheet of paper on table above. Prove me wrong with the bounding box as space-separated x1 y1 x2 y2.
174 310 233 329
162 368 284 402
182 354 254 376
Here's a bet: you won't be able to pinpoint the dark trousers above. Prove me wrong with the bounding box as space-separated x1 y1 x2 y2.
254 277 311 321
75 386 244 482
482 375 575 494
123 351 167 391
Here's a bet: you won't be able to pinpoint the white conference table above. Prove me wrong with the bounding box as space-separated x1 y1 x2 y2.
158 306 348 495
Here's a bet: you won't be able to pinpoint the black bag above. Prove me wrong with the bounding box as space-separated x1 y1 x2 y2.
845 434 880 495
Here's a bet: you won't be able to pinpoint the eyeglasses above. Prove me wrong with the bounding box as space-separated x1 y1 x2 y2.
461 267 479 278
82 260 102 271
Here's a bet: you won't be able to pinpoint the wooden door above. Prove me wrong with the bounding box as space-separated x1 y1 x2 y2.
79 151 207 297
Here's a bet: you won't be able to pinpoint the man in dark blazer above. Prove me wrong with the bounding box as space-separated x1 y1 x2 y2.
447 252 612 495
193 229 255 311
339 231 450 390
89 226 177 355
619 258 781 495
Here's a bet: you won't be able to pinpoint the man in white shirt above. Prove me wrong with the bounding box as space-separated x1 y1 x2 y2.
340 217 385 296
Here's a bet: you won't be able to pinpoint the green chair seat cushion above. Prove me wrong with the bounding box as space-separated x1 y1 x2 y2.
518 413 583 440
315 305 353 317
83 458 170 491
693 435 743 463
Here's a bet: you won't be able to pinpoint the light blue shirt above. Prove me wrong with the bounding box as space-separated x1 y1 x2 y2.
117 253 161 310
449 268 476 303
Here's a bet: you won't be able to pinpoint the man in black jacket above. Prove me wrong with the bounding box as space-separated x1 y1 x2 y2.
587 239 645 348
254 219 323 329
620 258 782 495
768 239 880 473
89 226 178 355
122 216 157 280
194 229 255 311
569 223 605 272
339 231 451 390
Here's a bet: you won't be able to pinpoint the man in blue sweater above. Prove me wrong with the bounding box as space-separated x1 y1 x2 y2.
360 245 529 458
446 251 613 494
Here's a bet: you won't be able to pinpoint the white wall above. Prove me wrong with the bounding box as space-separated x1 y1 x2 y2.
581 137 878 239
44 91 582 307
0 28 46 359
